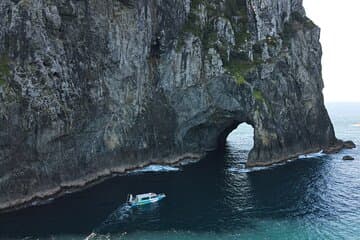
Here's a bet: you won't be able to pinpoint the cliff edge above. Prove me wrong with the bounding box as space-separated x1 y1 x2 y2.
0 0 341 212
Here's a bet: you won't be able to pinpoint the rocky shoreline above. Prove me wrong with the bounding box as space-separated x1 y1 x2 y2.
245 140 356 167
1 140 356 214
0 153 202 214
323 140 356 154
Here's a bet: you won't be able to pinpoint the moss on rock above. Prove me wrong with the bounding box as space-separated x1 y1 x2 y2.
281 12 317 45
224 53 259 84
177 0 250 52
253 90 265 102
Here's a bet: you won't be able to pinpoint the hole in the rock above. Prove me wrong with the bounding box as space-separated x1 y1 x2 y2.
218 122 254 164
226 123 254 151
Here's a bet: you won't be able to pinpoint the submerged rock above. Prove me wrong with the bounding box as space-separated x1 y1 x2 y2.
343 156 355 161
0 0 345 212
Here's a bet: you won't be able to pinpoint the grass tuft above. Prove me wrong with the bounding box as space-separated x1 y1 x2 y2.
253 90 265 102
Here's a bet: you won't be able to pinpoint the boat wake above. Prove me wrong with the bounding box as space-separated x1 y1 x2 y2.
91 203 133 235
85 195 164 239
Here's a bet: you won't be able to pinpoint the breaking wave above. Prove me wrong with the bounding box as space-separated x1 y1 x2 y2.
228 151 326 173
129 165 180 174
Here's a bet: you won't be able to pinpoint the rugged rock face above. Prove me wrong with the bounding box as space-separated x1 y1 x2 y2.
0 0 339 212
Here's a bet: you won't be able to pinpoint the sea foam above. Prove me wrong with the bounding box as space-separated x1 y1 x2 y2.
130 165 180 174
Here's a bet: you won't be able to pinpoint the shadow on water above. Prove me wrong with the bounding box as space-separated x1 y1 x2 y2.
0 143 333 238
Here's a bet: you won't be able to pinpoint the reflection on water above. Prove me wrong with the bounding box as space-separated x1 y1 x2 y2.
0 104 359 239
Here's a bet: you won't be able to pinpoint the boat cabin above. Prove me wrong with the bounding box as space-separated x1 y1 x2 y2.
127 192 166 206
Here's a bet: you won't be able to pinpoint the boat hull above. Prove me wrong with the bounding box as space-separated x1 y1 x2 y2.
129 194 166 207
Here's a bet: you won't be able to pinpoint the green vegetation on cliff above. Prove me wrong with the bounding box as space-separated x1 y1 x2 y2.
253 90 265 102
177 0 249 52
224 57 256 85
178 0 252 84
282 12 317 44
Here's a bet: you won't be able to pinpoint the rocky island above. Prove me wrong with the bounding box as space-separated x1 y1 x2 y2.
0 0 353 213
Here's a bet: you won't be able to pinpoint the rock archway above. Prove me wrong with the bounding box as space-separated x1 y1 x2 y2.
223 122 255 152
0 0 343 213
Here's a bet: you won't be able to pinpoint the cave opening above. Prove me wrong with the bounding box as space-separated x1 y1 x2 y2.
217 122 255 163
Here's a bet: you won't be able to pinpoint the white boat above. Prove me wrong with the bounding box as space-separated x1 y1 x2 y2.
127 193 166 206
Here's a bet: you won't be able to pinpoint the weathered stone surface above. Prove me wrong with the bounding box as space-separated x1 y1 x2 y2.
323 140 356 154
343 141 356 149
0 0 342 212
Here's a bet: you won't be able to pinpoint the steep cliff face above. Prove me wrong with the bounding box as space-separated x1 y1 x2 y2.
0 0 340 212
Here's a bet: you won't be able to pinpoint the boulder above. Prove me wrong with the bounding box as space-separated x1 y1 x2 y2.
343 141 356 149
343 155 355 161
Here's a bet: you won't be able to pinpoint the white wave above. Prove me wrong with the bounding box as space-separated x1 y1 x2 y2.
178 159 199 166
298 150 325 159
228 166 271 173
228 151 325 174
84 232 97 240
130 165 180 174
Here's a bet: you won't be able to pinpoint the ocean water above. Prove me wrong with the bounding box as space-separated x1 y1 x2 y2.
0 102 359 240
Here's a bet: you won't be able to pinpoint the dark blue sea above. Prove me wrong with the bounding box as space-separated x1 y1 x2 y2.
0 102 359 239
